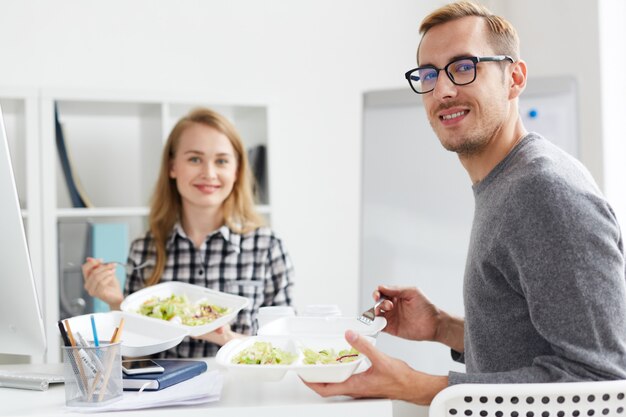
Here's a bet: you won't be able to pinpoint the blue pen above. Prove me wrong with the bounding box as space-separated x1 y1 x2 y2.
90 315 100 347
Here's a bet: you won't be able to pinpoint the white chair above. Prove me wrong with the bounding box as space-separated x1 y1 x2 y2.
429 380 626 417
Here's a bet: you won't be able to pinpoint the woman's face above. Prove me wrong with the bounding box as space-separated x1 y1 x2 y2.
169 123 238 212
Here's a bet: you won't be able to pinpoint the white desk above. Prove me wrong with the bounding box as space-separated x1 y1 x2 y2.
0 360 393 416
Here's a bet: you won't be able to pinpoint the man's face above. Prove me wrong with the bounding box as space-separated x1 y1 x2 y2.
418 16 511 155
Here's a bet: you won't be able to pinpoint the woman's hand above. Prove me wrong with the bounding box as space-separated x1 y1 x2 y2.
192 325 245 346
82 257 124 310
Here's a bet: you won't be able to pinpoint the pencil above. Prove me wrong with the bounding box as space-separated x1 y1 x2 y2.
97 318 125 402
110 327 119 344
113 318 125 343
63 319 77 346
63 320 89 398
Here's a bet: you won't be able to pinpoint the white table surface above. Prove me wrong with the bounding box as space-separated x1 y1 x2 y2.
0 359 393 417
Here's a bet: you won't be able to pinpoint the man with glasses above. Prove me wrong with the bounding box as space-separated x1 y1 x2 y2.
306 1 626 405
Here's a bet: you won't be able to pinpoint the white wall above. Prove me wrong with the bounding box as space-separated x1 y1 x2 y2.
0 0 439 315
494 0 626 242
491 1 604 185
599 0 626 226
0 0 616 319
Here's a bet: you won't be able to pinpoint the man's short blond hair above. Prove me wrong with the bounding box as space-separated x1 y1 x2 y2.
417 1 520 63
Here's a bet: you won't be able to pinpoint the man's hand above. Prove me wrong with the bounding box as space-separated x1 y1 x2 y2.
375 285 464 352
303 330 448 405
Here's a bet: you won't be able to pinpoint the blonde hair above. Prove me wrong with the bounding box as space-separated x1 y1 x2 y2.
145 107 265 286
418 1 520 63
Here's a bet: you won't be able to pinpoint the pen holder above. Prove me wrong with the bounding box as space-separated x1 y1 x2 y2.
62 341 123 407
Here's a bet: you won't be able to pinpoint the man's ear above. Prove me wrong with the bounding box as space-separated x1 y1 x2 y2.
509 59 527 100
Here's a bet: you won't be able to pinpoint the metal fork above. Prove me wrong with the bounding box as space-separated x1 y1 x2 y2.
358 296 388 325
110 259 155 274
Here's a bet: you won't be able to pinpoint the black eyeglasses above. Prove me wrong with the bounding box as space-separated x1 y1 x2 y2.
404 55 514 94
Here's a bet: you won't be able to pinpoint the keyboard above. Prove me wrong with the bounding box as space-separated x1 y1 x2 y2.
0 370 64 391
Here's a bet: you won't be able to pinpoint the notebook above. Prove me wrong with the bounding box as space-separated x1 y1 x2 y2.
90 223 129 313
123 360 207 391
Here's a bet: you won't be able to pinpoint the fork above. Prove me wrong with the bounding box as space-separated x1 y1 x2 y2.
109 259 155 274
358 295 389 325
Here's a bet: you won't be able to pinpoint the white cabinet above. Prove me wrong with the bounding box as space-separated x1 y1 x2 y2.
3 89 272 363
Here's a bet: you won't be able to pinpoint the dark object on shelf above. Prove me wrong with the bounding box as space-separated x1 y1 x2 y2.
248 144 268 204
54 103 93 208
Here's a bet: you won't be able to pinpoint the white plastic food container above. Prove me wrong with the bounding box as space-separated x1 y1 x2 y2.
257 315 387 337
120 281 250 337
65 311 188 357
216 335 374 383
217 336 297 381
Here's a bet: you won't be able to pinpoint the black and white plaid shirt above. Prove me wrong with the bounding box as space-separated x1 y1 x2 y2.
124 223 294 358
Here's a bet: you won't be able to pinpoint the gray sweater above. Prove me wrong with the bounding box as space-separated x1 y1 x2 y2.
449 133 626 384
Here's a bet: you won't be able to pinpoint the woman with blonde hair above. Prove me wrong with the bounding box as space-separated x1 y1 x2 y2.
83 107 294 357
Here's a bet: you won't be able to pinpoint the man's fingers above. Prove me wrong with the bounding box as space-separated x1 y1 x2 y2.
303 376 358 397
345 330 383 364
303 381 339 397
377 299 394 313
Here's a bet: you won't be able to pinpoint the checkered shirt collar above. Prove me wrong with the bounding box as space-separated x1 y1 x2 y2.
166 222 242 253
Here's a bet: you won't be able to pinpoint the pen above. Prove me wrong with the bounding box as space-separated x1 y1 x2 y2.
90 315 100 347
74 332 104 374
57 321 71 347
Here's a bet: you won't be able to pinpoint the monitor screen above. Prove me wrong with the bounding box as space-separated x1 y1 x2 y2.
0 104 46 356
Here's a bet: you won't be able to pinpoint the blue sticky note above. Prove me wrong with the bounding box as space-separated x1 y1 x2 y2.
90 223 129 313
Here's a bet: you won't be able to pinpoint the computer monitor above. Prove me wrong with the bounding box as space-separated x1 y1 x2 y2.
0 104 46 357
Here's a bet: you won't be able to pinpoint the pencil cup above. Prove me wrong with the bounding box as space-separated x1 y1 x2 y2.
62 342 123 407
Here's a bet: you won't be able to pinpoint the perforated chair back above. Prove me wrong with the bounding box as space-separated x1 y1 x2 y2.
429 380 626 417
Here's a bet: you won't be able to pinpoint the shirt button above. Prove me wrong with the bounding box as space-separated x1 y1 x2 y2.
198 270 204 276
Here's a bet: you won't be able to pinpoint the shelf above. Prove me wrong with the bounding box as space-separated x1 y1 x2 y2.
15 92 274 364
56 207 150 218
57 205 270 218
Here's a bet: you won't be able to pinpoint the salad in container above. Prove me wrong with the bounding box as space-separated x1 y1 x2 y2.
216 335 374 383
121 281 249 337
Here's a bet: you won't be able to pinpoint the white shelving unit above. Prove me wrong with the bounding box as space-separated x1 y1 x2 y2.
0 89 272 363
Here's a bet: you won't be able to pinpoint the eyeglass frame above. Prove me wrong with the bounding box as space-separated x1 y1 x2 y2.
404 55 514 94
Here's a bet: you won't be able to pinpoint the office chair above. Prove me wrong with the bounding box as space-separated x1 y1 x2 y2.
429 380 626 417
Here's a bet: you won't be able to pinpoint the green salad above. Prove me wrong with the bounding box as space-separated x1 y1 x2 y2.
232 341 297 365
137 294 229 326
302 347 360 365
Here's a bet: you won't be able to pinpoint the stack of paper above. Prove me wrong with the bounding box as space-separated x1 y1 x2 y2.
67 370 223 413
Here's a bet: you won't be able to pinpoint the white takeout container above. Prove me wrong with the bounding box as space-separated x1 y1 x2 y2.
120 281 250 337
291 335 370 383
216 335 373 383
65 311 188 357
257 315 387 337
217 336 297 381
257 306 296 329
